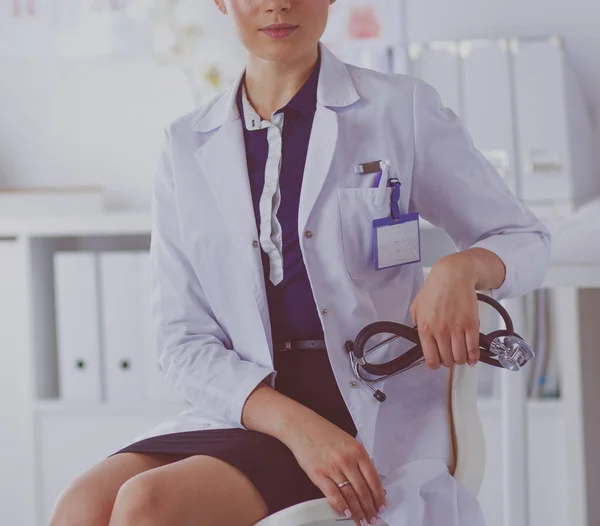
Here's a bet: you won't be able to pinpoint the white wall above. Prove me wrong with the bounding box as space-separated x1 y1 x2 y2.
0 57 193 210
406 0 600 184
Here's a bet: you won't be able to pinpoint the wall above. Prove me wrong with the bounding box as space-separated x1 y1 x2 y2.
0 57 193 210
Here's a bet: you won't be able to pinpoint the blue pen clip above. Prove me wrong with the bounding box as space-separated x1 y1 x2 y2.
389 178 401 220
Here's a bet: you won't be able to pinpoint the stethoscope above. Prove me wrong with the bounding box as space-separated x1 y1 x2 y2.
344 293 535 402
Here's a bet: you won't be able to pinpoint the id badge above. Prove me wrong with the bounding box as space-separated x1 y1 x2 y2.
372 178 421 270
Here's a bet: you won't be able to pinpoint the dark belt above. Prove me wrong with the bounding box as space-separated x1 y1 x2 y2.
276 339 327 352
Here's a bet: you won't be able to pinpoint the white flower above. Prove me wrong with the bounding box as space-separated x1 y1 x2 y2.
127 0 244 102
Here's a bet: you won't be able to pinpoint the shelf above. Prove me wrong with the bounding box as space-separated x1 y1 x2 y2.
0 211 151 238
33 399 191 416
543 264 600 288
477 396 563 414
32 397 561 417
0 212 439 238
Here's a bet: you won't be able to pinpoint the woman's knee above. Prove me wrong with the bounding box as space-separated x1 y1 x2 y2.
109 471 167 526
50 452 180 526
49 474 113 526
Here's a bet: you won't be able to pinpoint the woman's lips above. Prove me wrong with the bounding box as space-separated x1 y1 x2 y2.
260 25 299 39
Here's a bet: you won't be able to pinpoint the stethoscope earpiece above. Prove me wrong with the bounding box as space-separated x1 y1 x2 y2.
347 293 535 402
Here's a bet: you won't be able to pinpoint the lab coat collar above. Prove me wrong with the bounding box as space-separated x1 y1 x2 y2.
190 42 359 133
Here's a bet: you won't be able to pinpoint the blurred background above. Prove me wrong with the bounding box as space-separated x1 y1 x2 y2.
1 1 599 525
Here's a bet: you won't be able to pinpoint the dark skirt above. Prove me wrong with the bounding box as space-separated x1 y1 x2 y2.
109 350 357 515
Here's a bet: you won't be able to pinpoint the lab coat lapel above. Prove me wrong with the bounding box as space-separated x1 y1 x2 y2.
298 42 360 236
298 105 338 236
193 109 273 355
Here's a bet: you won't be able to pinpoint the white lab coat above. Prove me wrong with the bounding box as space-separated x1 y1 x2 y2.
123 42 551 525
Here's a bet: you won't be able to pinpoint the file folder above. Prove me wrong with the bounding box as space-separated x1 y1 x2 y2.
99 251 145 402
54 252 103 401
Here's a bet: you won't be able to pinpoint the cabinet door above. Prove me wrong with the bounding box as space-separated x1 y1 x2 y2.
38 411 178 524
477 402 568 526
462 40 517 196
513 38 571 202
410 42 461 116
0 240 35 526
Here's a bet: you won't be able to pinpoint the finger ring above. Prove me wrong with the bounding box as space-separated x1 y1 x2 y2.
338 481 351 489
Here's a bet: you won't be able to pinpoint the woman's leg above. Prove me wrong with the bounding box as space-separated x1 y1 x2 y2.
49 452 187 526
108 455 270 526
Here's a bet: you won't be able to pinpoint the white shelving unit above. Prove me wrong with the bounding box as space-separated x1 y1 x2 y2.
0 212 594 526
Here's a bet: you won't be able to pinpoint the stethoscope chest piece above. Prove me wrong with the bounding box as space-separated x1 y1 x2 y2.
489 334 535 371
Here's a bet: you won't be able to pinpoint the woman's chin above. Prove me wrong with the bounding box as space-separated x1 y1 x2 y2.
251 40 318 65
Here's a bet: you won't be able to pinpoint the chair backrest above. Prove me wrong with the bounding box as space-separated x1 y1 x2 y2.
447 290 492 494
447 363 486 495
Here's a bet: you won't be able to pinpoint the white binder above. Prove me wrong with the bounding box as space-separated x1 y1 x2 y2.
138 251 184 403
409 41 461 115
512 36 594 206
54 252 102 402
461 39 518 196
99 252 145 402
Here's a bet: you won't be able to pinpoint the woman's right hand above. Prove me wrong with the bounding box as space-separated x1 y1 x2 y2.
280 411 387 526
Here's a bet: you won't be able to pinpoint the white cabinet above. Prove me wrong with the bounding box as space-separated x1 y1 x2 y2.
0 239 35 526
478 400 568 526
37 407 184 524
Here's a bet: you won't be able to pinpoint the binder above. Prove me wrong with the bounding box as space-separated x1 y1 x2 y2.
512 36 594 206
513 37 571 203
54 252 102 402
99 252 145 402
461 39 517 196
409 41 461 115
138 251 183 403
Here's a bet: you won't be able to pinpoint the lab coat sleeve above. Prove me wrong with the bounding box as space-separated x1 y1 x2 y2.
409 79 551 300
150 128 276 428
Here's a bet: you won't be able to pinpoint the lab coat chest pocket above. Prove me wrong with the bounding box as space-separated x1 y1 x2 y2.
338 187 391 280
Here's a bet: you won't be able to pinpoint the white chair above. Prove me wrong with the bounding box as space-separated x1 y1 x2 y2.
254 362 486 526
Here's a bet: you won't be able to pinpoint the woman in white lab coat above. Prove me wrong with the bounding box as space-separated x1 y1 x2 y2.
50 1 550 526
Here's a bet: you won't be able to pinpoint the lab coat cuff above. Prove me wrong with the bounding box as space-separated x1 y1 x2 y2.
470 235 529 301
234 366 278 430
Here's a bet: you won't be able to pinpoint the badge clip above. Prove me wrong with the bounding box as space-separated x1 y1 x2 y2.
374 160 391 207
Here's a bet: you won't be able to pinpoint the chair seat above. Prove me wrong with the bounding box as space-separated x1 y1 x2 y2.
255 497 375 526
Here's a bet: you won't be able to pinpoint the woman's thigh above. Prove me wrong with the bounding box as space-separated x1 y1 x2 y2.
49 451 188 526
109 454 269 526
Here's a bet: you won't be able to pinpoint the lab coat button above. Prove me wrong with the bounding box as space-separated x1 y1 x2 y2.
350 381 358 388
305 230 313 239
252 240 259 248
321 308 329 316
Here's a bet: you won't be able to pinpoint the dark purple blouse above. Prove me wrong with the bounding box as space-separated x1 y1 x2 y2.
236 53 324 350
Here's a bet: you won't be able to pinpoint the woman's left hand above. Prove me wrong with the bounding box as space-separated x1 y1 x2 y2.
409 252 481 369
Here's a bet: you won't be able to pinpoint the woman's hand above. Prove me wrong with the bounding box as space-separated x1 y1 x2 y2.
281 411 387 526
410 251 481 369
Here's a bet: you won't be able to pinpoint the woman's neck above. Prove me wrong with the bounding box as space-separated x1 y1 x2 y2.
243 46 319 120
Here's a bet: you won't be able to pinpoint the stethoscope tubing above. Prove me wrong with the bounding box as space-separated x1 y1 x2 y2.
346 293 521 378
